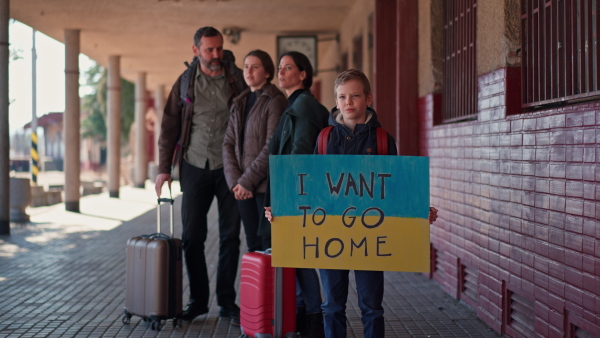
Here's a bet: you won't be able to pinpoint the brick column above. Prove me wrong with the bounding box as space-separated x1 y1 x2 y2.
373 0 398 144
396 0 419 156
107 55 121 198
374 0 420 156
64 29 80 212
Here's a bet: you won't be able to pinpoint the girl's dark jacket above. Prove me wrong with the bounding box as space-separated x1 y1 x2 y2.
268 90 328 156
258 89 328 237
317 106 397 155
223 83 287 194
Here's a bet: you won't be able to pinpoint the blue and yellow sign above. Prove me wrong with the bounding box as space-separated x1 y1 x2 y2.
270 155 430 272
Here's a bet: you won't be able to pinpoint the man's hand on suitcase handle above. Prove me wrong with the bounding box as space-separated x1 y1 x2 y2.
155 173 173 198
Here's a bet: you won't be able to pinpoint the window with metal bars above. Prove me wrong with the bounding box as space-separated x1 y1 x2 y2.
442 0 478 123
521 0 600 108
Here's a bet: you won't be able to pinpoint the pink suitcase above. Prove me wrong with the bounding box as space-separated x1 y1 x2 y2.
240 250 296 338
122 198 182 331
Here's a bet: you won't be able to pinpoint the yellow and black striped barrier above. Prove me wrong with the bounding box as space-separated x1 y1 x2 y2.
31 131 38 185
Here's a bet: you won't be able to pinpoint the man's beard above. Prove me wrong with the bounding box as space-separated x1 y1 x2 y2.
200 56 222 71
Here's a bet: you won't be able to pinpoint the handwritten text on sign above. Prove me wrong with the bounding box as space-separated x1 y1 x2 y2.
269 155 430 272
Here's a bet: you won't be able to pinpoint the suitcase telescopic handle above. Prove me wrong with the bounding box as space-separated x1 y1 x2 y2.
157 195 175 237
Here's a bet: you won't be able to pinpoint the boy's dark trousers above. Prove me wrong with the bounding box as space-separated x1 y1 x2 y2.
319 269 385 338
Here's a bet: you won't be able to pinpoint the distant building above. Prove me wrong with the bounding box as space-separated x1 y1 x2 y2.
23 112 64 171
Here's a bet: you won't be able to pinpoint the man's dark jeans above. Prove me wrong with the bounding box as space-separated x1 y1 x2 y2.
180 160 241 308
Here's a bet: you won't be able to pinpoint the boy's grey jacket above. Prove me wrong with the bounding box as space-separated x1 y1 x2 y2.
318 106 398 155
223 83 288 194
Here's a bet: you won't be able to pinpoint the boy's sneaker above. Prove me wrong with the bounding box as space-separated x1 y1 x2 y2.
302 312 325 338
296 306 307 335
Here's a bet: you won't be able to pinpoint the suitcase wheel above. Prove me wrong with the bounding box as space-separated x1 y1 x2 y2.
121 310 131 325
173 318 181 328
151 320 163 331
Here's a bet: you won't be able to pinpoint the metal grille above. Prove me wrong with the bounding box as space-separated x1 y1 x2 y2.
521 0 600 107
433 248 446 281
508 291 535 337
460 264 478 307
443 0 478 123
573 325 597 338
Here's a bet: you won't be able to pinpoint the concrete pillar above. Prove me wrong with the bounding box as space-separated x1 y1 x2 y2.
154 85 164 165
10 177 31 222
133 72 147 188
0 0 9 234
107 55 121 198
64 29 80 212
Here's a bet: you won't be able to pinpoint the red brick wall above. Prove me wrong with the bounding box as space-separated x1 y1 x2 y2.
420 67 599 336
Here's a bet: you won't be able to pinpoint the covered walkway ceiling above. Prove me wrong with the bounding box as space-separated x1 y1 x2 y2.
10 0 353 90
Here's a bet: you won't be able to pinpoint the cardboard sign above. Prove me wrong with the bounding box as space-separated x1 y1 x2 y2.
269 154 430 272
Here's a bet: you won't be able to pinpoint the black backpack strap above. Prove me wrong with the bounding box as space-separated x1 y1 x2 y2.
179 57 198 106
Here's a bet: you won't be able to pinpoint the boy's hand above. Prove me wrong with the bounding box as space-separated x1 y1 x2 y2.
264 207 273 223
429 207 438 224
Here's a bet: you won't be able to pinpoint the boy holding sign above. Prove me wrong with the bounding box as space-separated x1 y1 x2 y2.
309 69 439 338
266 69 438 337
317 69 395 338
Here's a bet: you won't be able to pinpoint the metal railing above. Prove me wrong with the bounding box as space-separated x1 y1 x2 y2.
521 0 600 108
443 0 478 123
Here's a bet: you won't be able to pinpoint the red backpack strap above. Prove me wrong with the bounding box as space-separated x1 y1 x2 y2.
317 126 334 154
376 127 388 155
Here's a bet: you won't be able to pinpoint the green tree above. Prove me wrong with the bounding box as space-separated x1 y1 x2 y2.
81 64 106 140
81 64 135 144
120 79 135 143
9 19 24 61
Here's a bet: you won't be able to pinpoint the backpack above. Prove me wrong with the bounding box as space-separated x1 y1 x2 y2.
317 126 389 155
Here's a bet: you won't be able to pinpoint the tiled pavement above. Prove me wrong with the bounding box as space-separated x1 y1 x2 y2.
0 182 501 337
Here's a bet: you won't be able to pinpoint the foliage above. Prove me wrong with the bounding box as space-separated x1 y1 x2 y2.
120 79 135 143
81 65 107 140
8 19 24 61
80 64 135 144
10 48 24 61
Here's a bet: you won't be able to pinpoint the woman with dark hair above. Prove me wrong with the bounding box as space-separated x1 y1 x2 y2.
261 51 329 338
223 50 287 251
